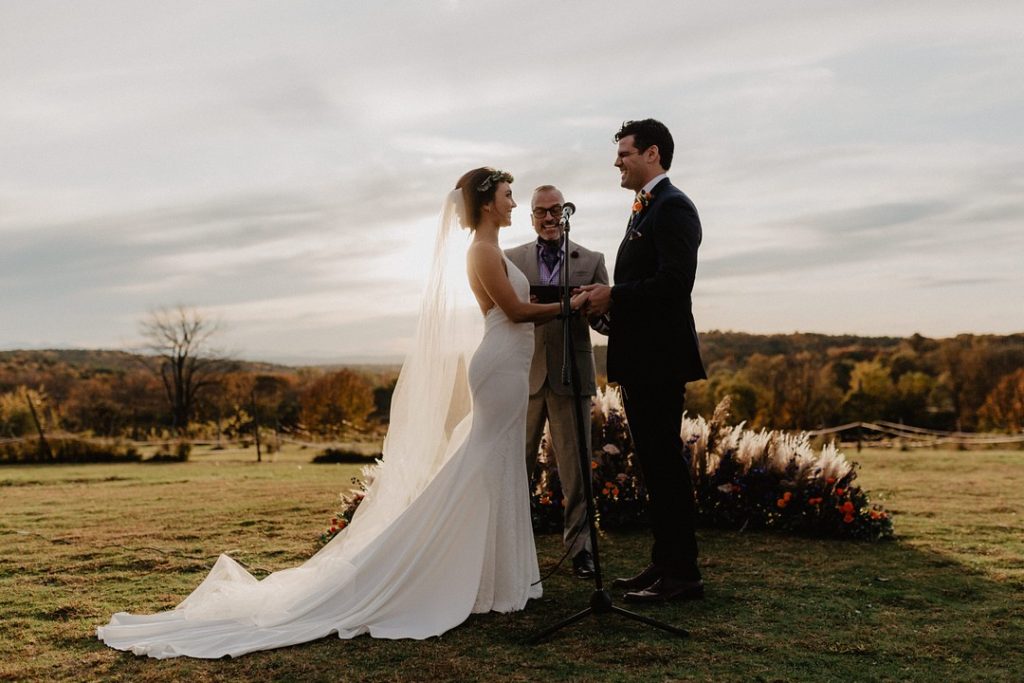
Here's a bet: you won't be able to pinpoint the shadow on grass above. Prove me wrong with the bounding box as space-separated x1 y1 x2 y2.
8 530 1018 683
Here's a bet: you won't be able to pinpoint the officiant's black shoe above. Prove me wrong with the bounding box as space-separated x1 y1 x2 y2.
572 550 595 579
611 563 662 590
622 577 704 604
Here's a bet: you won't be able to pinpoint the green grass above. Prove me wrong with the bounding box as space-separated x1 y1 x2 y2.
1 445 1022 682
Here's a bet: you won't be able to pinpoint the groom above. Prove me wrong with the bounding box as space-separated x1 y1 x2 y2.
505 184 608 579
580 119 707 602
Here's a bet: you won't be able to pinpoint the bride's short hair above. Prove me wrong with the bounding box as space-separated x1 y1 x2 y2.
455 167 514 229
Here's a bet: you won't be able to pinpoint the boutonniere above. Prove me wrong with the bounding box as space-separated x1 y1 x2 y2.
631 190 652 214
570 250 579 259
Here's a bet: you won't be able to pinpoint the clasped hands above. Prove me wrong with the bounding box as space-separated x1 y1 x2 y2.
530 285 611 317
573 283 612 317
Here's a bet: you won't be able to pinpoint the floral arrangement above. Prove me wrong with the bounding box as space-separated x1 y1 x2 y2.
530 388 893 541
319 388 892 545
318 463 377 546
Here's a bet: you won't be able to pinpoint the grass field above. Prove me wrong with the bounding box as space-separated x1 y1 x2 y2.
1 444 1022 682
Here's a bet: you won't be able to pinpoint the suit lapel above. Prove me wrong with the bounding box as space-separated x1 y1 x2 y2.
522 243 540 284
565 240 594 285
616 178 673 265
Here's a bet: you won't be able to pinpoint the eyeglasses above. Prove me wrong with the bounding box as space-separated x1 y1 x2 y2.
531 205 563 219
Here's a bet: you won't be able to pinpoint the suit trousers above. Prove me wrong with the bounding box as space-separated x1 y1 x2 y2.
620 381 701 581
525 382 592 556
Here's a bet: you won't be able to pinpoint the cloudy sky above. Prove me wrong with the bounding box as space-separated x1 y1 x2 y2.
2 1 1022 363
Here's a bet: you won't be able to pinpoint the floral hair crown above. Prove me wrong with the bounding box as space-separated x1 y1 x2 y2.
476 169 514 193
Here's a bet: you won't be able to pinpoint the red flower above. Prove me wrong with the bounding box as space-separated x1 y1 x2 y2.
840 501 855 514
835 487 845 496
843 513 855 524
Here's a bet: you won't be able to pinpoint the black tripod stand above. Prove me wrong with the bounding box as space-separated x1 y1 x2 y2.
527 207 688 644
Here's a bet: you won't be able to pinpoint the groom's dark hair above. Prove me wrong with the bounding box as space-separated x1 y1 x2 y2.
615 119 674 170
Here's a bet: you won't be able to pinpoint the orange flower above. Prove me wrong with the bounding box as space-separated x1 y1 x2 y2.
776 498 787 508
539 495 551 505
783 491 793 501
826 477 836 484
632 199 643 213
808 497 823 505
337 519 347 529
591 460 599 470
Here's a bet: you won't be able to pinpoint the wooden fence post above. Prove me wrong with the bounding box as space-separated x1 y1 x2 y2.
24 390 53 460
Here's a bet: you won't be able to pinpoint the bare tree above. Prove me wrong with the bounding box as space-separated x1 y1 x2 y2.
139 306 233 435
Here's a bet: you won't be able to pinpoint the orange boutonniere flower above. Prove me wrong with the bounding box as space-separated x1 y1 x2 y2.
631 190 652 214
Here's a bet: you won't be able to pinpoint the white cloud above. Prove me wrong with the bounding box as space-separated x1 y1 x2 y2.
2 1 1023 360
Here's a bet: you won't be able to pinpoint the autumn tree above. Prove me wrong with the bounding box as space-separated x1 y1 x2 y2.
0 387 40 437
139 306 234 434
842 360 896 423
299 369 375 436
978 369 1024 432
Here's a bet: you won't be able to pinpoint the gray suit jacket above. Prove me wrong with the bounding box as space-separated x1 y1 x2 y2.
505 240 609 396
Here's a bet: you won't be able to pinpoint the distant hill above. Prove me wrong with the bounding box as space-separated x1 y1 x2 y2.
4 331 1018 378
0 348 399 376
590 331 913 378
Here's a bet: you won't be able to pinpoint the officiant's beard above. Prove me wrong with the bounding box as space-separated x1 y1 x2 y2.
535 220 563 244
537 229 563 248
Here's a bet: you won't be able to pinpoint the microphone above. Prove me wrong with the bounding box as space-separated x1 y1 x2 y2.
561 202 576 223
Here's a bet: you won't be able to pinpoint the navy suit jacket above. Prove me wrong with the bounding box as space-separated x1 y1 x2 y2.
608 177 707 385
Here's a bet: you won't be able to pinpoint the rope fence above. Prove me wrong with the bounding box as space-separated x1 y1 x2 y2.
803 421 1024 449
4 424 1022 453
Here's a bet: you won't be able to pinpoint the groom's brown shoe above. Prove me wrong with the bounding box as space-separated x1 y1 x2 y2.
611 563 662 590
623 577 704 603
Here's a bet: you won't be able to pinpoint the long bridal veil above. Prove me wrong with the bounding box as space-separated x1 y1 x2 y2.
97 190 489 657
342 189 482 542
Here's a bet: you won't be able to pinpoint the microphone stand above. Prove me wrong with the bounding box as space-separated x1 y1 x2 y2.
527 208 688 644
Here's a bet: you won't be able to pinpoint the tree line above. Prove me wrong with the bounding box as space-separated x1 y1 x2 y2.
2 328 1022 441
658 331 1024 432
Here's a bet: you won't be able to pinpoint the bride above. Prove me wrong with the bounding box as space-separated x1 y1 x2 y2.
97 167 590 658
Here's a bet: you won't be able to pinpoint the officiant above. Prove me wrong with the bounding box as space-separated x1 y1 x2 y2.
505 184 609 579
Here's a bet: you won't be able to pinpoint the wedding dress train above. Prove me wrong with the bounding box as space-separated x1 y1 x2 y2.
97 256 541 658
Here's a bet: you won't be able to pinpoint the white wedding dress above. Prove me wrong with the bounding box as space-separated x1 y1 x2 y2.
97 254 542 658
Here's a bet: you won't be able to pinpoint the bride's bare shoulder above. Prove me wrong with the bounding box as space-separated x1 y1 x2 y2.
466 242 502 268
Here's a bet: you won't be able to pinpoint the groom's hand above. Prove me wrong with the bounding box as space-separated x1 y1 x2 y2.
577 284 612 316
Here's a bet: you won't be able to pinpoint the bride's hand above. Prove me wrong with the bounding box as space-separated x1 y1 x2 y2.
570 291 590 311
